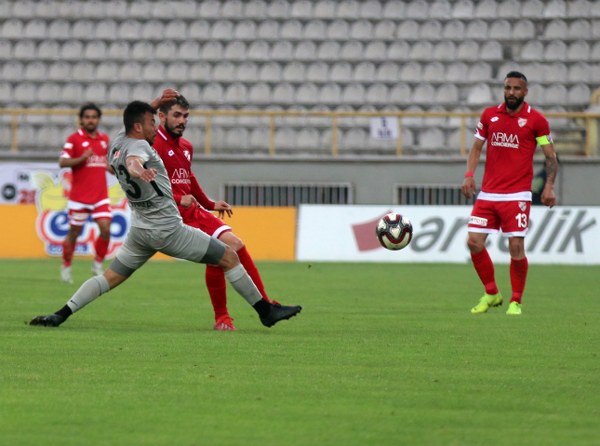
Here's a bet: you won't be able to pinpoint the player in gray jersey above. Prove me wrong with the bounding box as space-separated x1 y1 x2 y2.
30 89 301 329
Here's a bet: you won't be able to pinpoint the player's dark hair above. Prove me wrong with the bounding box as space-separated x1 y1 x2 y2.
123 101 156 133
79 102 102 118
505 71 528 83
159 94 190 114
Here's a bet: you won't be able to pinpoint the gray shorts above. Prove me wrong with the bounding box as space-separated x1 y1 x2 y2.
112 223 226 276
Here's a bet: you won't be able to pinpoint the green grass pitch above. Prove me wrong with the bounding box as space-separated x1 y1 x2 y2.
1 259 598 446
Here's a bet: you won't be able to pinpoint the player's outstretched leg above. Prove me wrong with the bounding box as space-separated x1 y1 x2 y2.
471 292 503 314
255 301 302 328
30 313 66 327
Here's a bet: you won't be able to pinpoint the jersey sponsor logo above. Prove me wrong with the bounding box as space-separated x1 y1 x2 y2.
491 116 499 122
184 150 190 161
469 216 488 226
518 118 527 127
490 132 519 149
171 167 191 185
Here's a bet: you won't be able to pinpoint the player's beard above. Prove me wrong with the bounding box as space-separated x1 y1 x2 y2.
505 95 524 111
165 121 185 138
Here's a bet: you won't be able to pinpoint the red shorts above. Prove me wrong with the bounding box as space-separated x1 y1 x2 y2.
468 199 531 237
68 200 111 226
181 205 232 238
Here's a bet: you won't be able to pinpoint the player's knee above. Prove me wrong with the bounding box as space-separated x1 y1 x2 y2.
220 232 244 251
218 245 240 271
467 237 483 253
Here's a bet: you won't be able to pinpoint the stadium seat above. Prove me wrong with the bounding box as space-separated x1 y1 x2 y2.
237 61 260 82
568 83 591 105
154 41 178 61
374 20 396 40
456 40 479 60
453 0 474 18
422 62 445 82
202 82 225 104
23 19 47 39
465 19 488 39
280 20 303 40
474 0 497 18
375 61 399 83
340 40 364 61
84 41 107 61
389 84 411 103
409 41 433 60
567 40 590 61
568 19 592 40
396 20 419 40
107 41 130 61
446 62 469 83
224 82 249 103
107 83 130 105
480 41 503 61
432 41 457 61
305 62 329 82
71 61 95 81
296 128 321 151
225 127 250 151
163 19 187 41
272 83 295 104
496 0 521 18
567 0 593 18
2 19 24 39
291 0 313 18
329 61 352 82
399 62 422 82
60 82 84 103
544 40 567 61
539 84 568 106
336 0 360 18
365 83 389 105
489 19 511 40
418 128 445 150
234 20 257 41
257 20 279 40
202 41 225 61
213 61 237 83
2 61 24 81
0 39 11 59
405 0 429 19
342 128 368 151
467 62 492 82
223 40 247 61
94 19 117 40
466 83 493 105
267 0 290 18
13 82 36 105
568 62 592 83
47 61 72 81
341 83 365 104
387 40 410 60
412 83 436 105
543 61 568 83
187 20 210 40
141 61 165 82
326 19 350 40
198 0 221 18
117 19 142 41
381 0 405 19
512 19 536 40
282 61 305 82
271 40 294 60
592 42 600 61
221 0 244 18
211 20 234 40
520 40 544 61
295 82 319 104
60 40 84 61
317 41 341 60
179 82 202 103
350 20 373 40
521 0 545 18
303 20 326 40
353 61 376 82
427 0 452 19
259 61 283 82
420 20 443 41
435 84 459 105
12 40 37 61
364 41 387 61
543 20 568 40
178 41 201 61
139 19 162 39
543 0 566 18
36 82 61 104
320 83 342 104
94 61 118 82
247 41 270 60
248 82 272 104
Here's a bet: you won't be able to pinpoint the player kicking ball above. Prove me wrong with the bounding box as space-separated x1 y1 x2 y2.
30 89 301 329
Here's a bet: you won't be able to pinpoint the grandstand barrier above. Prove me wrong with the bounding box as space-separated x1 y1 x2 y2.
1 107 599 157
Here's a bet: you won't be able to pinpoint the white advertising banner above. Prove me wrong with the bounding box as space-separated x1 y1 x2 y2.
296 204 600 265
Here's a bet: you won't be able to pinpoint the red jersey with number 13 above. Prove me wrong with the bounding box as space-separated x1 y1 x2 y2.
474 101 551 195
60 128 110 204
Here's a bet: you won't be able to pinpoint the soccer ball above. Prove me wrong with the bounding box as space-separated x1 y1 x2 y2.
375 213 413 250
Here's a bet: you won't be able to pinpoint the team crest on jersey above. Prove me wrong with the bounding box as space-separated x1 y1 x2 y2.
518 118 527 127
491 117 499 122
168 150 175 156
477 121 483 129
82 141 90 147
518 201 527 211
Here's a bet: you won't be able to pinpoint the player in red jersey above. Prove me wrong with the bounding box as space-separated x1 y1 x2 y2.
153 94 279 331
59 103 112 284
461 71 559 316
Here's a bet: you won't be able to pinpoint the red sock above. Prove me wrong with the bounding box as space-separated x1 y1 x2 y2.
471 248 498 295
62 240 74 267
205 264 228 320
237 245 271 302
510 257 528 304
94 236 110 263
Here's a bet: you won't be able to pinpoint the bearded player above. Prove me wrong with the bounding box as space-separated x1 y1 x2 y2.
59 103 112 284
153 94 281 331
462 71 559 316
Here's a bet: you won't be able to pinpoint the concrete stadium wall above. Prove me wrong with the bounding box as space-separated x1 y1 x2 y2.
192 157 600 206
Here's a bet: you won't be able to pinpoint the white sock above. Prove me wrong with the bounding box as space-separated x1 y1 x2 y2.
66 275 110 313
224 264 263 306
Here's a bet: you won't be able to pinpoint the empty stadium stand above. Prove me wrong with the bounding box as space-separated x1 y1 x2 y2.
0 0 598 155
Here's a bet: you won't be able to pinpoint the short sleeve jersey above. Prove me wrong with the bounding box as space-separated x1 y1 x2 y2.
474 102 551 195
109 129 182 229
153 126 215 223
60 128 110 204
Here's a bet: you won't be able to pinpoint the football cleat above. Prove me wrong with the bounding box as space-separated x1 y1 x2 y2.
260 302 302 328
506 301 522 316
60 265 73 284
471 293 503 314
30 314 66 327
91 261 104 276
214 314 236 331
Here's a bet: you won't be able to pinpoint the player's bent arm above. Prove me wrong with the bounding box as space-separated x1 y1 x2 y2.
461 139 484 199
541 143 558 188
126 156 157 182
58 150 93 168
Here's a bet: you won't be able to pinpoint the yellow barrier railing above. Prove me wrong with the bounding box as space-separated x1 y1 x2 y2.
2 108 599 157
